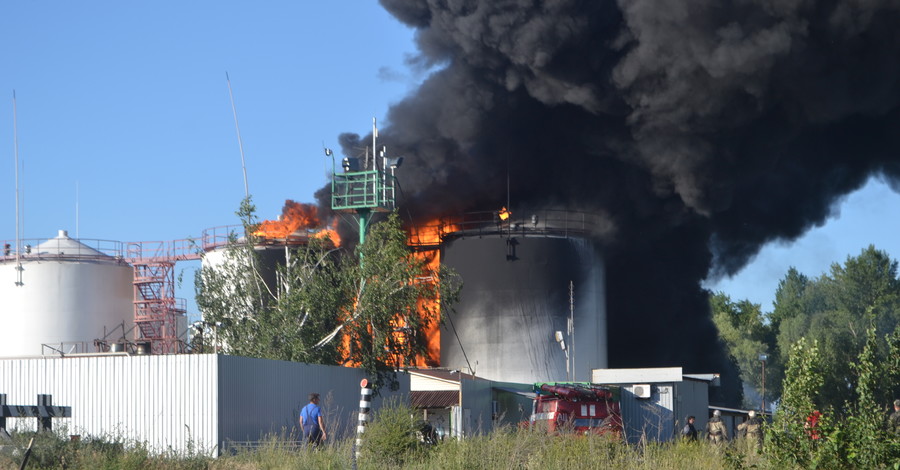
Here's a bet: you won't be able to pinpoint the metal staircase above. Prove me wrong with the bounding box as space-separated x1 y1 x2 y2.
127 240 199 354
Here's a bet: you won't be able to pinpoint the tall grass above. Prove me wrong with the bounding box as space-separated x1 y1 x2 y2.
0 400 849 470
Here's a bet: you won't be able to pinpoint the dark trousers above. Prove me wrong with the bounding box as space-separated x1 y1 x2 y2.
304 426 322 446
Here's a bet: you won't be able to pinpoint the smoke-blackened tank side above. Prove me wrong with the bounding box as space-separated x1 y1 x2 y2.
440 234 606 383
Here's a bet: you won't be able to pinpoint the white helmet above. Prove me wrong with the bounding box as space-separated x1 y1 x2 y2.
713 410 721 417
748 410 756 418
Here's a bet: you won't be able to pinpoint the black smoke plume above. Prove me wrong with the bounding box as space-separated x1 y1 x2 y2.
317 0 900 404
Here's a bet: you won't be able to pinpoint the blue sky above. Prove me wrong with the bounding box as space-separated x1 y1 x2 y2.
2 1 898 320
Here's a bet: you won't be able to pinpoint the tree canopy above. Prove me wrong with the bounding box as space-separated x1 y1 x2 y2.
712 245 900 412
195 199 461 390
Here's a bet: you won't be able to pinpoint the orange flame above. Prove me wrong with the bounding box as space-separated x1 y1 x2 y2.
499 206 511 221
312 219 342 247
255 200 321 239
408 219 458 246
414 247 442 366
406 218 457 366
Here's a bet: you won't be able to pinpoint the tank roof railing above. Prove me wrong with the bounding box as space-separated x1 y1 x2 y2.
0 237 128 263
2 226 321 264
41 341 96 357
407 209 610 247
125 238 204 263
199 224 317 252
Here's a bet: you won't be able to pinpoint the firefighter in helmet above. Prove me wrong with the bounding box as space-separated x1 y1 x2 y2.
737 410 764 451
706 409 728 444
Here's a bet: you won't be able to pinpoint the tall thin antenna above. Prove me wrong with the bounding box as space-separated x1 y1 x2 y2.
372 117 377 170
372 117 378 198
75 181 79 238
226 72 250 198
13 90 23 286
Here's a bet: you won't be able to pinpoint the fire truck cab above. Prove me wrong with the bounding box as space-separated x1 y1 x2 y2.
528 383 623 436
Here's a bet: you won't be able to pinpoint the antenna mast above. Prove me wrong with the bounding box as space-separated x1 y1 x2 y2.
569 280 574 380
226 72 250 198
13 91 22 286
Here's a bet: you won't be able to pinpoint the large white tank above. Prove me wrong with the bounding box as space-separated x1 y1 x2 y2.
0 230 134 357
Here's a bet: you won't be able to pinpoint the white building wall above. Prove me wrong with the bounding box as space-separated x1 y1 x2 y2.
0 354 410 455
0 354 218 452
409 374 459 391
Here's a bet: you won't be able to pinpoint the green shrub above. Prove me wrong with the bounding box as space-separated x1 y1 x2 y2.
359 399 427 467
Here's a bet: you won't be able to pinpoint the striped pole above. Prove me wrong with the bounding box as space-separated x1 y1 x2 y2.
352 378 373 469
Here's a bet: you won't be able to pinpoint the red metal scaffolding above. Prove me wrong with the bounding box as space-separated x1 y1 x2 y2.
126 239 201 354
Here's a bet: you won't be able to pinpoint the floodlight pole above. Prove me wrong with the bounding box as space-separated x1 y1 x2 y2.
358 209 371 246
759 353 768 412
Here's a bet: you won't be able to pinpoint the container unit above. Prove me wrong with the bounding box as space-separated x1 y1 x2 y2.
592 367 718 444
0 230 134 357
439 228 607 384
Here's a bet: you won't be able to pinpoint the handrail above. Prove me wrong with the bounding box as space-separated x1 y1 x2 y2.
407 209 609 246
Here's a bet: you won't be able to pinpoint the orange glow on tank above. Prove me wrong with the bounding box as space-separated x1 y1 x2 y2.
406 218 457 367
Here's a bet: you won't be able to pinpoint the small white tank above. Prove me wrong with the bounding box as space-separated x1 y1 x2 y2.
0 230 134 357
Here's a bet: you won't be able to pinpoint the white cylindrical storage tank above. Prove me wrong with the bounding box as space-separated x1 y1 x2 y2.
0 230 134 357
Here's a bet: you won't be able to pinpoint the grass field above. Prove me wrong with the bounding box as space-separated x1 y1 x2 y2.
0 427 768 470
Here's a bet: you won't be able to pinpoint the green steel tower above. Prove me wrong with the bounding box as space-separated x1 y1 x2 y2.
327 118 402 246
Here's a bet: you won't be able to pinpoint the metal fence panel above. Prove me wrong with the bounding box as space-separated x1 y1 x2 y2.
0 354 218 454
216 355 409 449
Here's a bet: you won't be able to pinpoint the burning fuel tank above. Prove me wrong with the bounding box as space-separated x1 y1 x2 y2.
435 210 608 384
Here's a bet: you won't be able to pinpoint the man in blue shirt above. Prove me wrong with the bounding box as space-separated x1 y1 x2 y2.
300 393 326 446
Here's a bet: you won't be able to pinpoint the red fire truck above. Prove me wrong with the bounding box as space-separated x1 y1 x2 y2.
528 383 623 436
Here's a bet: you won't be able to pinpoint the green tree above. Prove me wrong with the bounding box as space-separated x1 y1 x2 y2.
195 199 461 390
842 326 894 468
773 246 900 413
765 338 825 468
317 212 462 389
710 292 777 408
771 267 811 329
194 198 347 364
